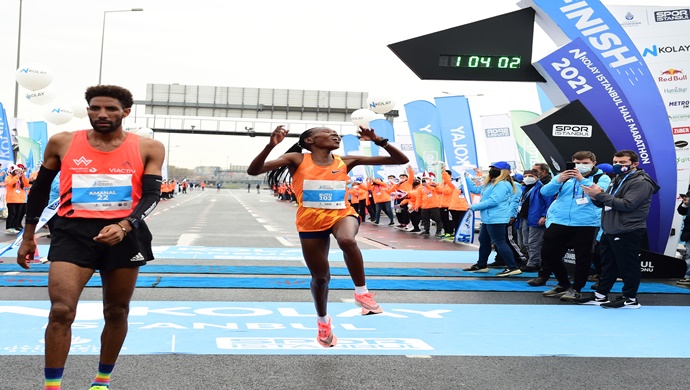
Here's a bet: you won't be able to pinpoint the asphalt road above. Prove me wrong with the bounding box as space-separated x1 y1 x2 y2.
0 188 688 390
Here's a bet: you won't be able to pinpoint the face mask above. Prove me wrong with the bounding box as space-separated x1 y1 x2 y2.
576 163 592 174
612 164 632 175
488 169 501 178
523 177 537 185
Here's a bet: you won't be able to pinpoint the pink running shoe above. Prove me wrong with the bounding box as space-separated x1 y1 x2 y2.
317 316 337 348
354 292 384 315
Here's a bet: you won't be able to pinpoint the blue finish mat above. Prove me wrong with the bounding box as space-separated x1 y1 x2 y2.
0 264 532 278
1 274 688 294
1 301 689 357
1 246 487 264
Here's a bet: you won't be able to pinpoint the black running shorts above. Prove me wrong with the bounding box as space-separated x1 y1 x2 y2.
48 216 154 271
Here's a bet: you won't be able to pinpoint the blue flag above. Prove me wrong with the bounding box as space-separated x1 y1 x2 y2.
404 100 444 178
0 103 15 170
434 96 479 177
27 121 48 160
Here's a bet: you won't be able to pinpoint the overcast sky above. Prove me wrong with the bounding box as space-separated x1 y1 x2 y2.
0 0 686 169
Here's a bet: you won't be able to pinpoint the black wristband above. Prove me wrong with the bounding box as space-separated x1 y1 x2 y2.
374 138 389 147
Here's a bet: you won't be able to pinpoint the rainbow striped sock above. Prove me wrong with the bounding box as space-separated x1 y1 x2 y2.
91 362 115 388
44 367 64 389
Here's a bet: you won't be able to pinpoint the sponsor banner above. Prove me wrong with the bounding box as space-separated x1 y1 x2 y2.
523 0 676 255
509 110 545 171
611 4 690 256
480 114 518 171
0 104 14 173
341 134 366 180
433 96 479 176
27 121 48 161
369 119 396 180
403 101 444 178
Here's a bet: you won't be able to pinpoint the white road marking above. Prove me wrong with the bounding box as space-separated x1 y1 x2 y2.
275 236 293 247
406 355 432 358
264 225 277 231
176 234 200 246
3 272 20 276
171 335 176 353
256 219 267 223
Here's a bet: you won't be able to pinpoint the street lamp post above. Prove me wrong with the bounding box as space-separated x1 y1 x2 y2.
98 8 143 85
13 0 23 119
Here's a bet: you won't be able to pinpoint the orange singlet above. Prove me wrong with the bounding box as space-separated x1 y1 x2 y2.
59 130 144 219
292 154 358 232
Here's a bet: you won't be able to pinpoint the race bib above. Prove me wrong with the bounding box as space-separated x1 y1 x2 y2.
71 174 133 211
302 180 346 209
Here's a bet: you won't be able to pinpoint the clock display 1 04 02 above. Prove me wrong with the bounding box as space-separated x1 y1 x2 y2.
439 55 522 69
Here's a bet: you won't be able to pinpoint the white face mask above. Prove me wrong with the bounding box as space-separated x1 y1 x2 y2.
576 163 593 174
523 177 537 185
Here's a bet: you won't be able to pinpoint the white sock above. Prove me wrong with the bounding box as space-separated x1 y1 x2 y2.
316 315 329 324
354 285 368 294
595 292 606 299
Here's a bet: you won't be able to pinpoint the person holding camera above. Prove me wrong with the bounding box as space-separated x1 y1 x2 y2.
581 150 658 308
537 151 611 300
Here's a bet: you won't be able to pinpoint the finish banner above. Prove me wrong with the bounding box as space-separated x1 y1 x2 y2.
404 101 444 178
521 0 675 256
433 96 479 176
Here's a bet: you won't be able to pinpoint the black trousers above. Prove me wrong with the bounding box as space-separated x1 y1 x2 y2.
440 207 453 235
421 207 442 234
449 210 467 236
356 200 368 222
596 229 645 299
6 203 26 230
396 203 410 225
494 222 527 265
541 223 597 291
409 209 421 230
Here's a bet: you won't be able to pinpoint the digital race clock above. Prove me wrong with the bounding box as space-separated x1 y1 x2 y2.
439 55 522 69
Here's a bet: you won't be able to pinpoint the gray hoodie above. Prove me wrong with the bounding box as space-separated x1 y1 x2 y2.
591 169 660 235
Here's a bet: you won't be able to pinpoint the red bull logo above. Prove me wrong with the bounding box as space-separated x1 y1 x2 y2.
659 69 688 82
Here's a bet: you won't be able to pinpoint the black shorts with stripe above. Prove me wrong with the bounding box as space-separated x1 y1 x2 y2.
48 216 154 271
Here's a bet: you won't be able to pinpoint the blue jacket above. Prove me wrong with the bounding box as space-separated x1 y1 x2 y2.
540 170 611 227
517 180 554 228
466 177 518 224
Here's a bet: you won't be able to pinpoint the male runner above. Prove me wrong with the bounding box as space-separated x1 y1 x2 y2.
17 85 165 390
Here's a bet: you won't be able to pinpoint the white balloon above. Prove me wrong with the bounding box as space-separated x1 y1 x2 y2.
137 128 154 139
25 86 56 105
351 109 378 127
44 103 74 125
71 102 88 118
366 95 396 114
373 114 386 120
16 63 53 91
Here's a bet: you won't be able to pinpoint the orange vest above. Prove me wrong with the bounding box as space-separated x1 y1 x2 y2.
59 130 144 219
5 174 29 204
293 154 358 232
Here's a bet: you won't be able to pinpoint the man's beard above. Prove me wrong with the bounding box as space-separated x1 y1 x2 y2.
91 118 122 134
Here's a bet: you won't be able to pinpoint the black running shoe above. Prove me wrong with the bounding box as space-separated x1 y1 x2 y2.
601 296 640 309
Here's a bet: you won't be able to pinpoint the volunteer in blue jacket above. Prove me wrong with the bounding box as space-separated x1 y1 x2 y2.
539 151 611 300
516 169 554 272
463 161 522 276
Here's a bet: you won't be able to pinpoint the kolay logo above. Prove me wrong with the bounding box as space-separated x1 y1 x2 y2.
552 124 592 138
655 9 690 22
659 69 688 83
643 44 690 57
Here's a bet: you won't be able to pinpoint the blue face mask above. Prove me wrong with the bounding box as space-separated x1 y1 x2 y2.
612 163 631 175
